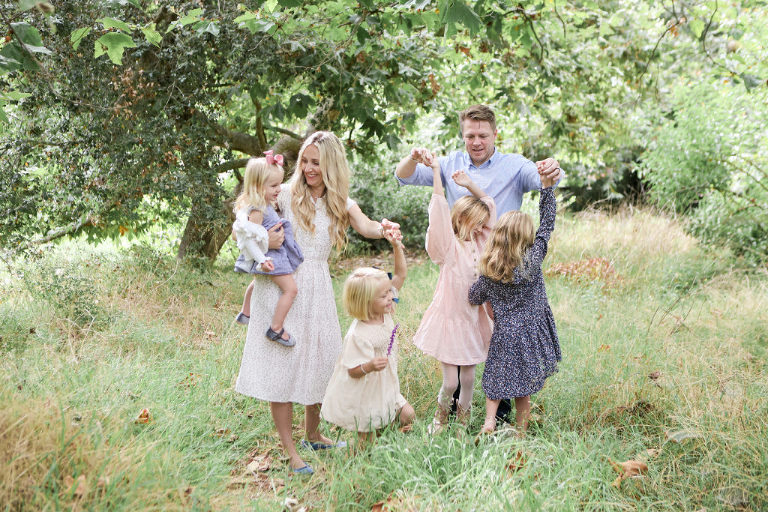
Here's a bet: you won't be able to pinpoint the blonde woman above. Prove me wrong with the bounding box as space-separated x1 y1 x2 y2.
235 131 399 475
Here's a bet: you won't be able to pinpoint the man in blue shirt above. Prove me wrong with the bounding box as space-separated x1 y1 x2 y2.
395 104 562 204
394 104 563 423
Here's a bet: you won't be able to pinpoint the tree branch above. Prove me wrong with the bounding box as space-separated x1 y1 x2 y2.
213 157 250 173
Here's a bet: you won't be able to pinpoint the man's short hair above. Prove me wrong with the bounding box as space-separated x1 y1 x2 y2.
459 104 496 133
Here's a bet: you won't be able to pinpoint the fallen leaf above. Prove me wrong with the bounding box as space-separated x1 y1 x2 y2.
74 475 88 498
97 476 110 488
648 371 661 380
246 452 272 473
134 408 151 424
646 448 661 458
204 331 216 339
598 344 610 352
609 459 648 489
213 427 230 437
665 430 703 443
63 474 74 489
505 450 527 475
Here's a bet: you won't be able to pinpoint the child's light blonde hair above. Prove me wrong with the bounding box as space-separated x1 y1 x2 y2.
343 267 389 322
290 131 351 249
234 157 283 212
451 196 491 241
479 210 535 282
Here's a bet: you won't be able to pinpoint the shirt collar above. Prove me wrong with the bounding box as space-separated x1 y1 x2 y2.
467 147 498 169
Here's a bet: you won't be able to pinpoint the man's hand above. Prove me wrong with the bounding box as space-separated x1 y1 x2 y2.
410 147 434 165
536 157 563 183
267 222 284 250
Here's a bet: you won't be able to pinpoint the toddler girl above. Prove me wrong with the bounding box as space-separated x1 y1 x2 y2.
233 151 303 347
412 157 496 433
321 231 415 445
469 172 561 434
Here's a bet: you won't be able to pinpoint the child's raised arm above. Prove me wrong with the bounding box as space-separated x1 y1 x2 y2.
426 151 444 197
452 170 487 199
385 230 407 291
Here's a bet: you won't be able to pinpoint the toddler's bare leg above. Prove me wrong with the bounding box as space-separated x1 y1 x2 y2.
241 280 255 316
269 274 298 341
396 402 415 432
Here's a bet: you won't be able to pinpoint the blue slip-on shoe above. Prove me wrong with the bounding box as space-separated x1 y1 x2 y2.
300 439 347 451
292 464 314 475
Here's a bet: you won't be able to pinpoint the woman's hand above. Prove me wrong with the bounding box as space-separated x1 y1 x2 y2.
259 259 275 272
267 222 284 250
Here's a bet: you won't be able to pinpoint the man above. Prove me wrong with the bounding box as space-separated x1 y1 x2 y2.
395 104 563 422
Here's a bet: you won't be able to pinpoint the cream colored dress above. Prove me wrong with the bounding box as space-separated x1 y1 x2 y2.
321 313 407 432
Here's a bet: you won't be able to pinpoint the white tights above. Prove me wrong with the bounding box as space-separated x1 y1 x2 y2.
437 363 476 411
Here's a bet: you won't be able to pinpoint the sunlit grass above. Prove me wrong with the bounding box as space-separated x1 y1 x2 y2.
0 208 766 510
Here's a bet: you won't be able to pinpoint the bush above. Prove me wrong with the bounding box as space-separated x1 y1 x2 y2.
347 158 430 254
641 82 768 264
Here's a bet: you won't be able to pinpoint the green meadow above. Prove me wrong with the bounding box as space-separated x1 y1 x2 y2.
1 205 766 511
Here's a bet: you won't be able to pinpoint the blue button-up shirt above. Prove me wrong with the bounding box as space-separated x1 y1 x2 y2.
395 148 542 213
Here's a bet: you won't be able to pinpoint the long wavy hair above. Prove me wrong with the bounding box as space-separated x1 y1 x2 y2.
290 131 351 249
451 196 490 242
479 210 535 282
234 157 282 212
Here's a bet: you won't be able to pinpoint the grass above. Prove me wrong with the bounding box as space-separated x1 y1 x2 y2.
1 206 767 511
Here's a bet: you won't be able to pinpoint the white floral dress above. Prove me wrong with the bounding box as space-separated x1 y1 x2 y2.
235 185 355 405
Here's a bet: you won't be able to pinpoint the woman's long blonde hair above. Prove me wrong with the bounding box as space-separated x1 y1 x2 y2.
451 196 490 242
234 157 282 212
290 131 351 249
479 210 535 282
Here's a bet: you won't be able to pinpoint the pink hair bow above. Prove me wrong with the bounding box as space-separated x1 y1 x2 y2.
264 150 284 167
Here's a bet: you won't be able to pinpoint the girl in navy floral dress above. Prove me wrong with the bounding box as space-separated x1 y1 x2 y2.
468 172 560 434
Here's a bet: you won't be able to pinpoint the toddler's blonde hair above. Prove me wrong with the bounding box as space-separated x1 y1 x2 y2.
234 157 283 212
451 196 490 242
290 131 351 249
479 210 535 282
343 267 389 322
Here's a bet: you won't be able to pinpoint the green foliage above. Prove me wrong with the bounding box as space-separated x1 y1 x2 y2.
2 209 767 509
642 83 768 263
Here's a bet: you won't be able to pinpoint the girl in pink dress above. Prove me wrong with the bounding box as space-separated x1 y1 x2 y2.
412 157 496 433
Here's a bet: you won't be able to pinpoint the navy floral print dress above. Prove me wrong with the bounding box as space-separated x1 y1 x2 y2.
468 187 561 399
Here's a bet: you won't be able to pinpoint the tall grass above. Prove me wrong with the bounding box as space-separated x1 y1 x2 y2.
1 207 766 511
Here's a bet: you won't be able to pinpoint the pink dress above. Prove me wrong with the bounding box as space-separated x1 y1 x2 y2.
413 193 496 365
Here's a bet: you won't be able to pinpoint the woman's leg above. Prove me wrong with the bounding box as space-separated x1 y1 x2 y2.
270 274 298 340
304 403 333 444
481 397 500 433
270 402 306 470
514 396 531 432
